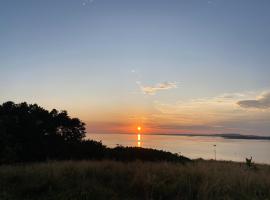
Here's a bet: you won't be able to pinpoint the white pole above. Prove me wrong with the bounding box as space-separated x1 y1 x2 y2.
213 145 217 160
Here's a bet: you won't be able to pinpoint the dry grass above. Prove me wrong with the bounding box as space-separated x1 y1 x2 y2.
0 160 270 200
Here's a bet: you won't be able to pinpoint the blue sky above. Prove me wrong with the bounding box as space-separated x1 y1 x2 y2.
1 0 270 135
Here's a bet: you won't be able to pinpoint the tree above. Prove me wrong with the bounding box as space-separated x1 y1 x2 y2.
0 101 86 163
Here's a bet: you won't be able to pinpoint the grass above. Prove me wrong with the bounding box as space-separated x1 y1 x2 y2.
0 160 270 200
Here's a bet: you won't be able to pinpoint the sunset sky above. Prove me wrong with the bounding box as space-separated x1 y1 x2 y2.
1 0 270 135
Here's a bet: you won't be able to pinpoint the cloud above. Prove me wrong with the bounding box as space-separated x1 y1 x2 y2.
153 97 239 126
237 92 270 109
138 82 177 95
153 91 269 125
151 91 270 135
82 0 94 6
218 93 246 99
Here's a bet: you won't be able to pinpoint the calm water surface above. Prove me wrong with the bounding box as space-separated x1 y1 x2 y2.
87 133 270 164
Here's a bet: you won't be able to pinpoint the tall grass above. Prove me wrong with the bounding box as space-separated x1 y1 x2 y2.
0 160 270 200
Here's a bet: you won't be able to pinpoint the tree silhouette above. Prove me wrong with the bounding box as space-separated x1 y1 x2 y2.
0 101 86 163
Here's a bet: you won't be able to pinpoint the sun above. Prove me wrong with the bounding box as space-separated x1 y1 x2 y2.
137 126 141 131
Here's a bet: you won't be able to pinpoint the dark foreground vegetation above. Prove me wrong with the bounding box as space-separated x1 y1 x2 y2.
0 102 189 164
0 160 270 200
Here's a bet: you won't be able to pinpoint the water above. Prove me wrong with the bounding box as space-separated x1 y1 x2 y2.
87 133 270 164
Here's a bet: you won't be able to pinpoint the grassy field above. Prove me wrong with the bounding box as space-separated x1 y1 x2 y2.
0 160 270 200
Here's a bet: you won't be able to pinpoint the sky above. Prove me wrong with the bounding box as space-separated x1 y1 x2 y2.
1 0 270 136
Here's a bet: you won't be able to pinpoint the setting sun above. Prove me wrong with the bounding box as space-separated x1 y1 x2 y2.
137 126 141 131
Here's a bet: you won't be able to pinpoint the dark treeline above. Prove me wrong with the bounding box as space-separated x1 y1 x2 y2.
0 102 190 164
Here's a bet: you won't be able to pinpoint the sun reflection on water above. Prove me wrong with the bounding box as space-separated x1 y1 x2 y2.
137 133 142 147
137 126 142 147
137 141 141 147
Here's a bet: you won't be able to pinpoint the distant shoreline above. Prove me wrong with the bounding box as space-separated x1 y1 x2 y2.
153 133 270 140
87 133 270 140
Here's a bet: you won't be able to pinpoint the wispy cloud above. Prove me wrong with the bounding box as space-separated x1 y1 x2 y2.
152 91 270 135
138 82 177 95
153 97 239 125
237 92 270 109
82 0 94 6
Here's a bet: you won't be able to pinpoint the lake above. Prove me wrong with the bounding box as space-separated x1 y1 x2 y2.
87 133 270 164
